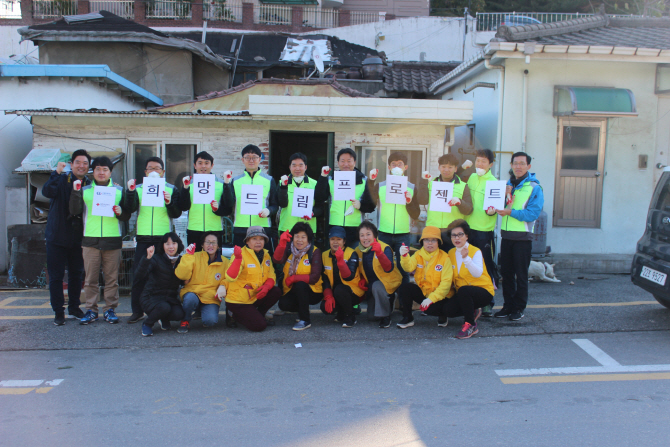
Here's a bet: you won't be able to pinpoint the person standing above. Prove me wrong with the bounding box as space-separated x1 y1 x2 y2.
69 156 130 325
222 145 279 252
42 149 91 325
315 148 375 249
495 152 544 321
124 157 181 324
178 151 226 249
367 152 420 285
278 153 320 235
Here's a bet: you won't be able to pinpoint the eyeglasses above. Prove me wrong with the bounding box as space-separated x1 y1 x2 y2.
450 232 466 239
203 241 218 246
243 156 260 161
512 162 527 167
145 167 162 172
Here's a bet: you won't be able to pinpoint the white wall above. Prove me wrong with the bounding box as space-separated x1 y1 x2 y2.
0 26 38 61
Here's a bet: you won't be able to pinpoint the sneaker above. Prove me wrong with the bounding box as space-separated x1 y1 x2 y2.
494 307 513 318
127 313 145 324
456 322 478 339
353 305 362 315
509 311 525 321
80 310 98 325
192 309 202 320
293 320 311 331
437 315 449 327
379 317 391 328
159 319 170 331
141 324 153 337
177 321 189 334
54 314 65 326
334 315 345 323
481 305 493 317
69 308 85 319
226 313 238 329
396 316 414 329
342 317 356 328
103 309 119 324
474 308 483 322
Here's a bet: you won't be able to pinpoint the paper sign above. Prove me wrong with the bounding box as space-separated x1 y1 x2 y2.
429 181 454 213
92 185 117 217
240 184 264 215
483 180 507 211
333 171 356 201
385 175 407 205
141 177 165 207
192 174 216 205
291 188 315 218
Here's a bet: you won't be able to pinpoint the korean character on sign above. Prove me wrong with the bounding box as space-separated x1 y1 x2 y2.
435 189 449 202
390 182 402 194
488 188 502 198
146 184 160 197
198 181 212 195
297 195 310 209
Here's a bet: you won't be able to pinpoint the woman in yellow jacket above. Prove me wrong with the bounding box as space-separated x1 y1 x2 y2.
446 219 495 339
175 232 230 334
225 226 282 332
396 226 454 329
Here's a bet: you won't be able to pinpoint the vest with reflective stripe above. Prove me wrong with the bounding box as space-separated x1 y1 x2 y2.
413 249 451 297
278 176 317 232
328 177 366 227
501 181 538 234
466 170 498 232
82 181 123 238
136 183 175 236
426 176 466 228
233 171 273 228
355 241 402 295
378 180 414 234
322 247 365 297
188 178 224 232
281 248 323 295
448 244 494 296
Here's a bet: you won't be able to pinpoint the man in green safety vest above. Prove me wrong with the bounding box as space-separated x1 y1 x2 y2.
222 144 279 252
178 151 227 249
124 156 182 324
278 152 321 235
315 148 375 249
367 152 420 285
494 151 544 322
417 153 473 252
69 156 130 325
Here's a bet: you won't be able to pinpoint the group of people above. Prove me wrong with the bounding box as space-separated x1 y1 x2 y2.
44 144 544 339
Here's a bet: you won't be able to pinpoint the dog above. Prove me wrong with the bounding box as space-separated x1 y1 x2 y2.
528 261 561 283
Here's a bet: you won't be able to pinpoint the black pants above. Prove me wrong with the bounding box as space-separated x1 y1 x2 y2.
469 229 499 300
399 283 449 319
320 284 361 319
233 227 277 256
278 282 322 323
47 242 84 316
130 241 157 315
443 286 493 324
187 230 224 251
144 301 185 327
500 238 533 312
439 228 455 253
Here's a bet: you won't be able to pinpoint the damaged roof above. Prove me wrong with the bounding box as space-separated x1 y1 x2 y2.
384 61 460 95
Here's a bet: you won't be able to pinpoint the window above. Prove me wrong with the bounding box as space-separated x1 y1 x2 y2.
130 142 197 189
467 124 476 148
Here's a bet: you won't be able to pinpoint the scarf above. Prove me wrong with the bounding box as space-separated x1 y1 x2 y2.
288 242 311 276
510 173 528 188
167 253 180 263
358 245 372 253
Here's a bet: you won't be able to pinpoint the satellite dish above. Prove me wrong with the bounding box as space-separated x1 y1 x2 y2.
312 46 325 73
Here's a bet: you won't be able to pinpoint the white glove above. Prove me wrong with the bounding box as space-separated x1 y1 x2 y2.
182 176 191 189
223 170 233 184
399 243 410 257
280 175 289 187
351 199 361 210
344 205 355 217
215 285 227 301
420 298 432 311
163 191 171 205
422 171 431 180
321 166 331 177
73 180 82 191
448 198 461 206
369 169 378 181
462 159 473 169
127 179 136 191
486 206 496 216
113 205 122 216
258 208 270 218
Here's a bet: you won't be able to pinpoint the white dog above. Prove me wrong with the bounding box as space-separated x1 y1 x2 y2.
528 261 561 283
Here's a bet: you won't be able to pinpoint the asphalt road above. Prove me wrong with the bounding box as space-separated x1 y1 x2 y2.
1 273 670 446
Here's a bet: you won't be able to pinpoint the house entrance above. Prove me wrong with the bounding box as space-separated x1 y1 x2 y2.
269 131 333 179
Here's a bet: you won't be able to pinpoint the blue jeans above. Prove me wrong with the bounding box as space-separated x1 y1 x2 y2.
182 292 220 326
47 242 84 316
378 232 410 285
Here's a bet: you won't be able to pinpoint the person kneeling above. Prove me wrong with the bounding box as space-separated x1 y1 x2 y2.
397 226 453 329
225 226 282 332
175 232 230 333
274 223 323 331
136 232 187 336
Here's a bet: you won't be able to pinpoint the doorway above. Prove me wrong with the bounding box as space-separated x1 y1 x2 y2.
269 131 333 179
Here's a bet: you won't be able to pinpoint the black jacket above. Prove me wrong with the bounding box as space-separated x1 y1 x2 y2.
42 171 91 247
135 253 183 314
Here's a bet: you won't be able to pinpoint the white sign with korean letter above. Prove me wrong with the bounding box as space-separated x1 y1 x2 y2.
483 180 507 210
141 177 165 207
192 174 216 205
291 188 315 218
385 175 408 205
240 184 264 215
333 171 356 201
92 185 117 217
429 181 454 213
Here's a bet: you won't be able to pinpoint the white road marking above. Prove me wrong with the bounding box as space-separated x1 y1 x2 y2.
0 380 44 387
45 379 64 386
572 339 621 366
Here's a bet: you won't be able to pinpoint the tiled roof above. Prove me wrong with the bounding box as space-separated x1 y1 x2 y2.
383 61 460 94
7 108 249 116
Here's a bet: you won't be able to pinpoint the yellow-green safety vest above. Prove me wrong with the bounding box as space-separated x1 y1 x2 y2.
378 180 414 234
136 183 175 236
426 176 466 229
466 170 498 232
233 171 273 228
82 180 123 238
328 176 366 227
188 178 224 232
501 180 539 233
278 176 317 232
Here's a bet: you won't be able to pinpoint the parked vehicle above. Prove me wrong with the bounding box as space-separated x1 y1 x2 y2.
631 168 670 308
494 15 542 29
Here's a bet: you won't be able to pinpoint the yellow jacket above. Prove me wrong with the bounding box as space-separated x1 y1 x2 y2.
355 241 402 295
400 247 453 303
175 251 229 305
281 248 323 295
322 247 365 297
225 246 276 304
448 244 495 296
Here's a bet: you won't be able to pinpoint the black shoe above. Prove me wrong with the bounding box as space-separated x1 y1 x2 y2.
54 314 65 326
226 312 238 328
437 315 449 327
494 308 513 318
396 316 414 329
342 316 356 328
509 311 525 321
353 305 361 315
69 308 85 319
379 317 391 328
127 313 145 324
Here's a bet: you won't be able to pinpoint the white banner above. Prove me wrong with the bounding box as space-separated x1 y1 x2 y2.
429 181 454 213
240 184 264 215
483 180 507 210
192 174 216 205
333 171 356 202
291 188 315 218
92 185 117 217
141 177 165 207
385 175 407 205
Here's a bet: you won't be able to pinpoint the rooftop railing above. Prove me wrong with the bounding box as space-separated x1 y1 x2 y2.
33 0 78 18
90 0 134 18
475 11 643 31
204 0 242 22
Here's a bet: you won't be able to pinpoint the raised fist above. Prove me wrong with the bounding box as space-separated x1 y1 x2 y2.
280 175 289 187
258 208 270 218
127 179 136 191
223 170 233 184
233 245 242 258
146 246 155 259
321 166 331 177
369 168 378 181
334 246 345 262
422 171 431 180
371 238 382 255
448 198 461 207
399 243 410 257
210 200 219 212
56 162 67 174
163 191 171 205
405 191 412 204
182 176 191 189
461 159 473 169
73 180 82 191
279 230 292 246
186 243 196 255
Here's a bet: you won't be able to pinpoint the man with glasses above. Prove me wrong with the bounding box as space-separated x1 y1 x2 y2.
278 153 320 235
494 152 544 321
222 145 279 252
124 157 182 324
178 151 227 249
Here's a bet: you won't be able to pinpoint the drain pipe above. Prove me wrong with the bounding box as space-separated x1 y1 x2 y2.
521 69 529 152
484 57 505 178
463 82 496 94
